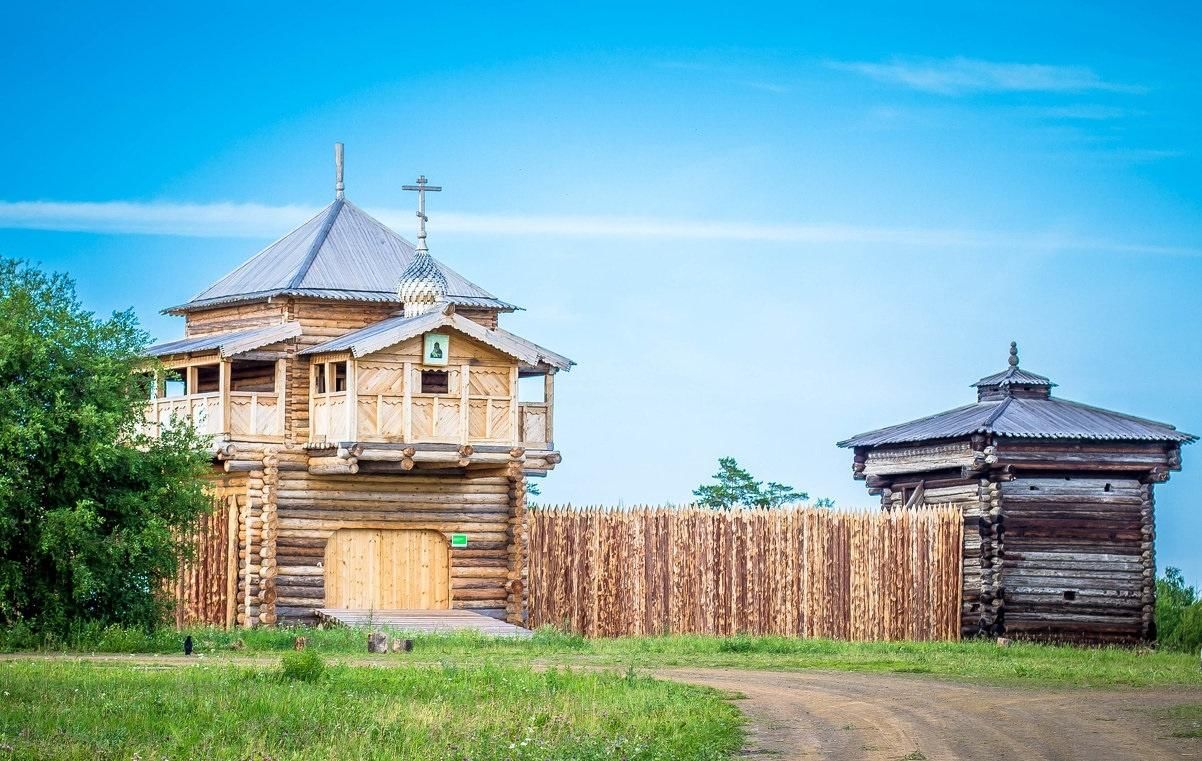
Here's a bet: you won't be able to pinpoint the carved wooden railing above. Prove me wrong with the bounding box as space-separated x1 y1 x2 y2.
312 394 553 449
143 391 283 439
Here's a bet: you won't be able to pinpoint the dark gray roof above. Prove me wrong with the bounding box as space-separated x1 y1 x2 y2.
146 322 303 358
840 346 1196 448
973 365 1055 388
839 395 1196 447
165 199 517 314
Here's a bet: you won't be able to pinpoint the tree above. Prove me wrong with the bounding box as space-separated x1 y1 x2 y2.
693 457 814 509
1156 566 1202 652
0 259 213 634
525 479 541 507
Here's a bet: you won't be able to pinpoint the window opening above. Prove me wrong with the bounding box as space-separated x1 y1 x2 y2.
196 364 220 394
518 374 545 403
230 360 276 392
421 370 449 395
164 370 187 397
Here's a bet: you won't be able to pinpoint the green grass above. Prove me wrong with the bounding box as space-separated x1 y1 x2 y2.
0 659 742 760
5 624 1202 688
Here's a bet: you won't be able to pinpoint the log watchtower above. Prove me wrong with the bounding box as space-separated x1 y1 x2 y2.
839 343 1194 643
144 146 572 628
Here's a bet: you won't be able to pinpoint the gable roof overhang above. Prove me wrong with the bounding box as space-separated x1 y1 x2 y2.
299 306 574 372
146 321 303 359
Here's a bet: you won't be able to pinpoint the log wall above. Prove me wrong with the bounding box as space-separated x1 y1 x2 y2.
284 299 404 442
272 466 524 624
1000 475 1152 642
527 506 963 641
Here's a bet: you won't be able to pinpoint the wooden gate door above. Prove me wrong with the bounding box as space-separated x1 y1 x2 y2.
325 529 451 609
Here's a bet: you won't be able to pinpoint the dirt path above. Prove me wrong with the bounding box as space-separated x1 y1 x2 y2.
6 655 1199 759
658 668 1201 760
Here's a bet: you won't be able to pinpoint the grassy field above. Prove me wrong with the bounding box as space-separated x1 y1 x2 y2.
5 624 1202 688
0 658 742 761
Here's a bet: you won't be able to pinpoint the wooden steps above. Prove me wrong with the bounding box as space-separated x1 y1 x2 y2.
314 608 533 638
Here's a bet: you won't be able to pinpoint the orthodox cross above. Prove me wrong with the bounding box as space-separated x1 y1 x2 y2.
402 175 442 252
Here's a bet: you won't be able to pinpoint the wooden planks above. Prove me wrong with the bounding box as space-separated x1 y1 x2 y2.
314 608 532 637
324 529 451 610
526 505 963 641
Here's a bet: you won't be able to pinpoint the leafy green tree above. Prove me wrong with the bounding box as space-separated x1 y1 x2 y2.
693 457 817 509
1156 566 1202 653
0 259 213 634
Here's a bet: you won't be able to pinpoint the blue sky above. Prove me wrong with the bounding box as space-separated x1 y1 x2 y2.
3 3 1201 582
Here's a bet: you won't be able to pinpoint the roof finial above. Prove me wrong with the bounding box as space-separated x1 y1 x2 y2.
402 175 443 253
1008 341 1019 368
334 143 345 200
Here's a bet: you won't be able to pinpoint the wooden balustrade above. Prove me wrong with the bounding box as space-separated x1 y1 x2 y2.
318 395 553 449
143 391 283 439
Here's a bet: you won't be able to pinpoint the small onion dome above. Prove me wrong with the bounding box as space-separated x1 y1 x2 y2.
397 251 448 317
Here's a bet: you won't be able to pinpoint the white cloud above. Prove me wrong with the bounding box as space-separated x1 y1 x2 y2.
0 200 314 237
0 198 1197 257
829 57 1143 96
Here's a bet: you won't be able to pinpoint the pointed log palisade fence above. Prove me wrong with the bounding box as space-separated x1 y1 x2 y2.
170 493 241 629
527 505 964 641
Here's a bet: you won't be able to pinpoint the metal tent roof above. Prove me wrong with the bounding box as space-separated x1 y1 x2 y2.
165 199 517 314
839 344 1195 448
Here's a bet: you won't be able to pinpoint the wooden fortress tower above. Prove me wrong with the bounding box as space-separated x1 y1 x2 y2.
840 343 1193 643
145 145 572 628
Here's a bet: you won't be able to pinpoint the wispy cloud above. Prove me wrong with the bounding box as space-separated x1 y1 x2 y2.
828 57 1144 96
1024 104 1133 121
0 199 1197 257
0 200 315 237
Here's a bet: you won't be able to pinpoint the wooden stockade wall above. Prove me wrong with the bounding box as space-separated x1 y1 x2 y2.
527 506 963 641
170 493 239 628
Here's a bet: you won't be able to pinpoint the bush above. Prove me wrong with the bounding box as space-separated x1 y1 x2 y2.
0 259 214 636
1156 567 1202 653
280 648 326 682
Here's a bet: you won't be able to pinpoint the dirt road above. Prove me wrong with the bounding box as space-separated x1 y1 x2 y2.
6 655 1198 759
660 668 1201 760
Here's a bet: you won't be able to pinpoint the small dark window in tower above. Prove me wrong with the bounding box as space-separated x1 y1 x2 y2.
421 370 449 394
1063 590 1077 601
333 361 348 392
314 363 327 394
1104 483 1112 492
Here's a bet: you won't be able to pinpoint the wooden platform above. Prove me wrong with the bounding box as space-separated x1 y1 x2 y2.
314 608 533 638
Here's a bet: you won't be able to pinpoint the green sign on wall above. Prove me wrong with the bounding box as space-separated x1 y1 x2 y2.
451 533 468 548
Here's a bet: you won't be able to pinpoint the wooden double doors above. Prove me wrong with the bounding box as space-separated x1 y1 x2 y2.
325 529 451 610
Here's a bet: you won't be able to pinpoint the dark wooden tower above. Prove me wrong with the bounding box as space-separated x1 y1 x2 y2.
839 343 1195 643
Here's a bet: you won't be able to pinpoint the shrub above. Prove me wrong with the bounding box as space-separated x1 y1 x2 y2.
0 259 213 636
1156 567 1202 653
280 648 326 682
